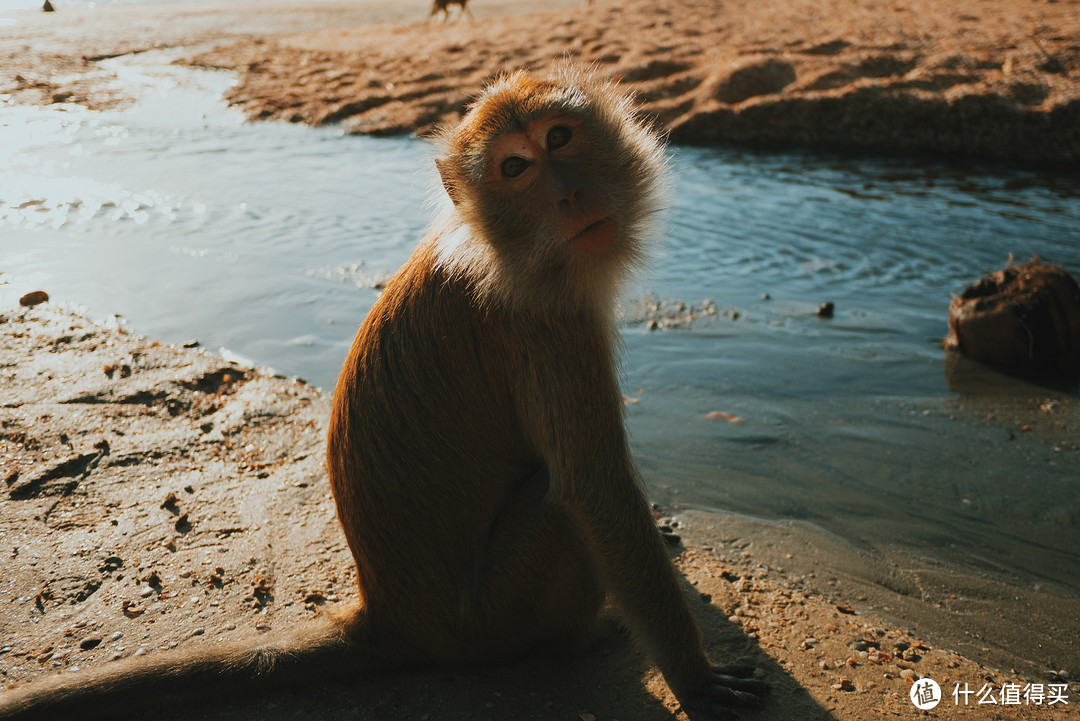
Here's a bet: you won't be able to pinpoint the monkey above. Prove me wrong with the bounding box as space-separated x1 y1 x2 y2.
429 0 473 23
0 67 768 720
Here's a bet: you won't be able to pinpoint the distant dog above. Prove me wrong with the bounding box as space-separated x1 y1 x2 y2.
430 0 473 22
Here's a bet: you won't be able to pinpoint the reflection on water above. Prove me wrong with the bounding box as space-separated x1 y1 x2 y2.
1 53 434 377
2 53 1079 668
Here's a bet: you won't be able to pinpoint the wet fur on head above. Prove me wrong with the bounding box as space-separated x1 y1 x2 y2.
432 66 669 318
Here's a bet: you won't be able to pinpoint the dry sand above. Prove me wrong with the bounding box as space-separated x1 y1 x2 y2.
162 0 1080 165
180 0 1080 164
3 0 1078 163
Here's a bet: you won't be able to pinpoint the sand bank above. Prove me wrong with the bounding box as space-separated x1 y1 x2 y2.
3 0 1077 163
183 0 1080 164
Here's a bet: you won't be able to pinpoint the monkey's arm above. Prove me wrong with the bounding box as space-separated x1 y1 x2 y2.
518 337 767 715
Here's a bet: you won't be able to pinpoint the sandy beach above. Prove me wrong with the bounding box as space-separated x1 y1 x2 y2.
1 0 1078 717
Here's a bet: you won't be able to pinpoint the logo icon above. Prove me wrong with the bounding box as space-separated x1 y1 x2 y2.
910 677 942 710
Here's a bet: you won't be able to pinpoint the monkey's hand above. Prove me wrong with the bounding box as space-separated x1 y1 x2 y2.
676 664 769 719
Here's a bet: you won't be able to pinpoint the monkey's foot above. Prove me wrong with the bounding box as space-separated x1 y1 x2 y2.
679 664 769 719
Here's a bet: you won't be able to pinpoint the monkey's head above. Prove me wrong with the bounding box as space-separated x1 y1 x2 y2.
433 67 668 316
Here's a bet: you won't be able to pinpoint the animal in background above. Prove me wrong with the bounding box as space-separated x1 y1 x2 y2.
430 0 473 22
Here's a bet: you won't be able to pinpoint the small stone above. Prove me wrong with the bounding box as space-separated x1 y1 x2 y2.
79 636 102 651
899 668 918 681
817 301 835 318
19 291 49 307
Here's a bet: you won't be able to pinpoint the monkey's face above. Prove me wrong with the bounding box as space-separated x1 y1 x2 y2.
484 113 620 261
435 70 667 314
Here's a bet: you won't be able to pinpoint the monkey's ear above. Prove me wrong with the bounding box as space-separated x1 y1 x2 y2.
434 157 461 206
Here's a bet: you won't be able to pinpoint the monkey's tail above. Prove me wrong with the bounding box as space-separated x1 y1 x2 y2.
0 604 389 720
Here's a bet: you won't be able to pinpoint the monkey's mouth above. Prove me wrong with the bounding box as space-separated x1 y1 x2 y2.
570 216 617 255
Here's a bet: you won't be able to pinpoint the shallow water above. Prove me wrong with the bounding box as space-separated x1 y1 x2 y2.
3 54 1079 670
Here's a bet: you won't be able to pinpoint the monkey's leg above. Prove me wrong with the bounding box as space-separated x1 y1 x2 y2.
439 469 605 664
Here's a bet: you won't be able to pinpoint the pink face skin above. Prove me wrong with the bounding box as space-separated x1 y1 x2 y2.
487 115 618 258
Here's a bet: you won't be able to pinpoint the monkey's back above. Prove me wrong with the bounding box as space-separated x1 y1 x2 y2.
326 240 540 648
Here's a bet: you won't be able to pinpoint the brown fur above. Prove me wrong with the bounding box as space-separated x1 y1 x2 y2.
0 68 766 720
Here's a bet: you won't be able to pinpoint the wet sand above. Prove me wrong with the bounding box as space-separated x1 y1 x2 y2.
1 304 1075 720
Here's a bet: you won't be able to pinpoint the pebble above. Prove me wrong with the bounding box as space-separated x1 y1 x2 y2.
899 668 918 680
19 291 49 307
109 631 123 642
79 635 102 651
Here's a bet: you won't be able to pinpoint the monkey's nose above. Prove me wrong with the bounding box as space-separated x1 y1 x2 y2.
558 187 582 210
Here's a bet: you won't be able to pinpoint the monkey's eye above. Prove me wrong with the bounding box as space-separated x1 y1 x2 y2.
547 125 572 150
501 156 529 179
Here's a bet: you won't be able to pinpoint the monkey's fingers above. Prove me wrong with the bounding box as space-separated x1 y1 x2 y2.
710 663 756 678
680 668 770 718
709 670 770 699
